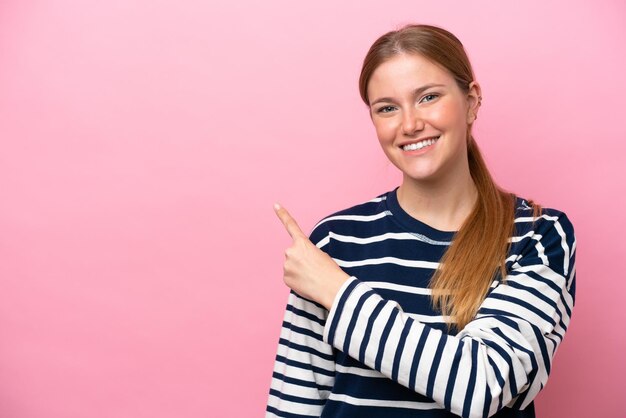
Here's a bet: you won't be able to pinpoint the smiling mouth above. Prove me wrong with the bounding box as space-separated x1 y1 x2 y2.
401 136 440 151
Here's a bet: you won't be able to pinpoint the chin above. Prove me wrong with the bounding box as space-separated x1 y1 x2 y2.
396 163 438 180
401 171 439 183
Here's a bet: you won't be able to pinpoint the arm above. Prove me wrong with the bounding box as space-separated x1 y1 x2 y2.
266 222 337 418
322 212 576 418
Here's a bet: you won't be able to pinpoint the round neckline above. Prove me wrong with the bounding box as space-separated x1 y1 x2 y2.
385 186 457 241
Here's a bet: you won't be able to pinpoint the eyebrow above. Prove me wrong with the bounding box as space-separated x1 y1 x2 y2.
369 83 446 106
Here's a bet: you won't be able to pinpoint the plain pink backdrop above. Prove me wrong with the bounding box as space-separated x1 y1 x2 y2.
1 1 624 417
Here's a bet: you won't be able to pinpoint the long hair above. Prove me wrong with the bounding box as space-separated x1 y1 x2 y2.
358 24 541 331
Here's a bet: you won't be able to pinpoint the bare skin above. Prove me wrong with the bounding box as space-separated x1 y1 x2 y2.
273 203 350 310
367 53 481 232
274 53 482 309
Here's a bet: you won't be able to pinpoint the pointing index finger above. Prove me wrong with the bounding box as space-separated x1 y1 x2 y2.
274 203 306 240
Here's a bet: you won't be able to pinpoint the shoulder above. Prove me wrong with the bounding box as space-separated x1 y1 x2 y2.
307 190 392 245
513 196 575 237
510 196 576 278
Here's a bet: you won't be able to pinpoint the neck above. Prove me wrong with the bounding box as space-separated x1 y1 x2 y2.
397 167 478 232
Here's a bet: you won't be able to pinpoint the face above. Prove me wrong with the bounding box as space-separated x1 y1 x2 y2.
367 53 481 185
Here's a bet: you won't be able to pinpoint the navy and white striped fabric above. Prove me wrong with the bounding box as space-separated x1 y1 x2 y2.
267 187 576 418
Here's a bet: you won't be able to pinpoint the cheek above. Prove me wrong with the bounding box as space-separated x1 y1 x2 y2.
372 119 396 144
431 101 467 128
428 106 453 126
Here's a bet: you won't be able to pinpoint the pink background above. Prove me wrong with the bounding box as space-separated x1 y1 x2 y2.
1 1 624 417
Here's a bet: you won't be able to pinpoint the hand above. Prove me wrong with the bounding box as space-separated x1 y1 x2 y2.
274 203 351 310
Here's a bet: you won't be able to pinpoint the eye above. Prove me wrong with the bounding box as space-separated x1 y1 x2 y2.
375 105 397 114
420 93 439 103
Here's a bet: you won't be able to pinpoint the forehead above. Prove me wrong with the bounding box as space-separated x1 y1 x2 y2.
367 53 456 98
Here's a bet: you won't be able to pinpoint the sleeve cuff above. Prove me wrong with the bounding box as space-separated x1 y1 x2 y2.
323 276 362 346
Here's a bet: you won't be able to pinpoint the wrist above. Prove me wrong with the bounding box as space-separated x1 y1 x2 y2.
321 271 351 310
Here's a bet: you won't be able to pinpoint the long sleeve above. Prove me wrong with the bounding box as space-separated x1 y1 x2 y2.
322 212 576 418
266 224 337 417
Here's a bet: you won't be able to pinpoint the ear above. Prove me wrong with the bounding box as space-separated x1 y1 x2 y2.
466 81 482 124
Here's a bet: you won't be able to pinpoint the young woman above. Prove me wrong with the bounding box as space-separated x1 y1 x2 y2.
266 24 576 418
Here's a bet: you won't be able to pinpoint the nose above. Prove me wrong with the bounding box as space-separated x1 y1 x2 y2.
401 108 424 136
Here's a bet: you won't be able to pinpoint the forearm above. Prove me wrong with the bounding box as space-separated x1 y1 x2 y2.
323 278 537 418
267 291 336 417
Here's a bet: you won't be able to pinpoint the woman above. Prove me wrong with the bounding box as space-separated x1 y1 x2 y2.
266 24 576 418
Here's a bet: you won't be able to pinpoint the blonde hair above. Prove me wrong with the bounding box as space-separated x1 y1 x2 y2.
359 24 541 331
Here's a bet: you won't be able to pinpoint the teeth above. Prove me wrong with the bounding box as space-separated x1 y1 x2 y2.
402 136 439 151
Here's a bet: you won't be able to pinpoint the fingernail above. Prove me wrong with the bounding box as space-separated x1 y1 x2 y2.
274 203 281 210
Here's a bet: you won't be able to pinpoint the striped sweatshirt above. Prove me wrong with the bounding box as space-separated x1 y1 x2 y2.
267 187 576 418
